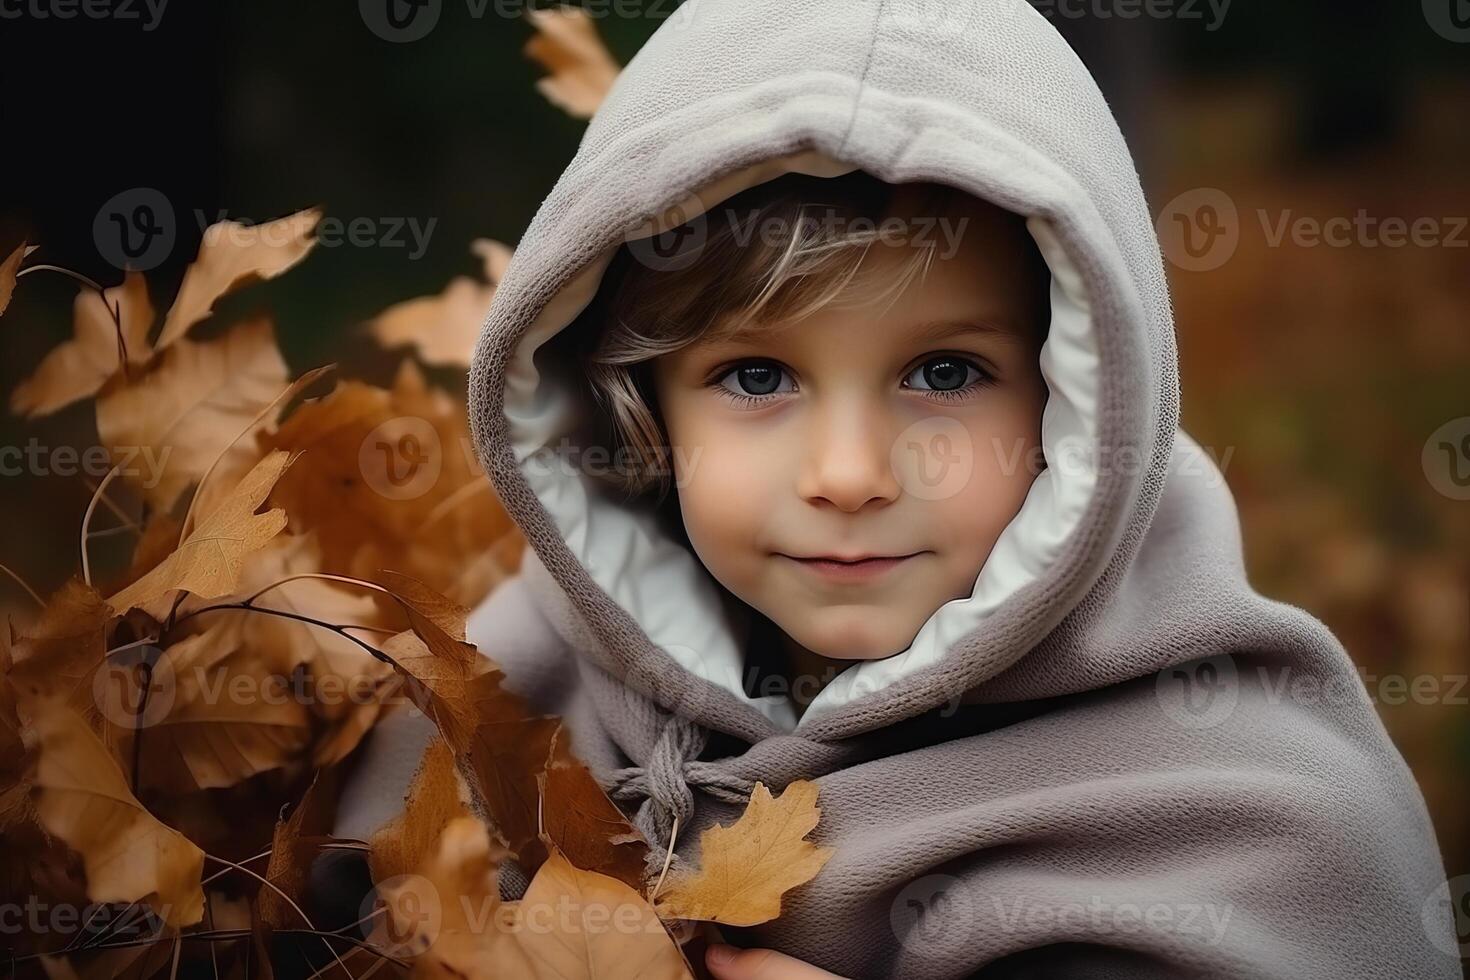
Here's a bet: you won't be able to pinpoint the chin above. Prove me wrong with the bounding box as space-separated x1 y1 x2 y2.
789 617 915 662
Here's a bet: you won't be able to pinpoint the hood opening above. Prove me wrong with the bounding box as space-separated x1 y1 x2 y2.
501 149 1099 734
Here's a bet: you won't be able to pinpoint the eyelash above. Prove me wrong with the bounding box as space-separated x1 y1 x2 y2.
705 355 996 408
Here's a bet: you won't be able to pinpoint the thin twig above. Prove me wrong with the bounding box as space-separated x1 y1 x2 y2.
175 603 394 667
85 524 139 541
238 572 392 607
80 462 126 588
11 928 407 967
0 561 43 608
102 636 158 661
129 656 153 795
649 814 679 903
201 847 274 885
75 846 267 955
203 853 357 980
16 264 136 380
17 262 105 292
79 474 142 533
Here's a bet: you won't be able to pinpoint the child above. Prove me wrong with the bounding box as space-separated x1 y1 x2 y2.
334 0 1458 976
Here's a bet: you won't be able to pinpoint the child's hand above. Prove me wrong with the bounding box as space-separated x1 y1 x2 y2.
705 943 850 980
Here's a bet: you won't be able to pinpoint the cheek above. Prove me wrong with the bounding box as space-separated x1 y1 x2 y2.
944 460 1036 550
668 422 778 556
946 390 1047 540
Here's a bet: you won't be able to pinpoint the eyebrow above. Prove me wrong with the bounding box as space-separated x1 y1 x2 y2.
710 315 1026 349
909 317 1028 346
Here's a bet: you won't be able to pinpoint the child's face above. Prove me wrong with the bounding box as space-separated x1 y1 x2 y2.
651 193 1049 662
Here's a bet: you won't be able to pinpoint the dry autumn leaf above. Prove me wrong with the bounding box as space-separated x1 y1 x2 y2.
6 577 114 724
365 571 647 885
28 700 206 928
105 448 296 616
96 316 290 512
368 238 513 369
10 271 157 418
510 844 691 980
154 206 322 350
525 5 620 119
260 359 522 608
115 625 312 795
0 240 27 316
186 530 399 768
258 772 334 929
376 814 520 969
402 667 621 888
219 531 394 693
179 362 337 541
379 816 688 980
654 780 833 927
369 735 469 884
0 625 30 833
539 725 649 891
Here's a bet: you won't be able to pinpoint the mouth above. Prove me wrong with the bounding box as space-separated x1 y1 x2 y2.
778 551 925 582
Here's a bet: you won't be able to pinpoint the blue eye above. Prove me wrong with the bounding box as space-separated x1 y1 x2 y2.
713 362 795 406
903 356 993 402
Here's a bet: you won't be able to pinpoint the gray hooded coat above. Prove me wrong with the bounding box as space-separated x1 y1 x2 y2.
333 0 1460 976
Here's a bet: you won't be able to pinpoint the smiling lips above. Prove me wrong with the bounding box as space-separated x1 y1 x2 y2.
781 552 922 582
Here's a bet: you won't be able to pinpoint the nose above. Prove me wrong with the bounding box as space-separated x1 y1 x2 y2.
794 394 901 513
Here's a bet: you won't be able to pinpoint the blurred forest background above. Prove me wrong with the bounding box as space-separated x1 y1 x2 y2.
1 0 1466 885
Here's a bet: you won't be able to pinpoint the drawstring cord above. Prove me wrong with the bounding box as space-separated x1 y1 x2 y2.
595 711 755 872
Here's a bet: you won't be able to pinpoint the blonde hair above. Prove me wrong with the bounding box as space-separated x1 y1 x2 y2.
576 170 1044 501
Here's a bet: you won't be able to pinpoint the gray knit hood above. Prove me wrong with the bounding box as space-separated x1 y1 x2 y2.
468 0 1168 744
